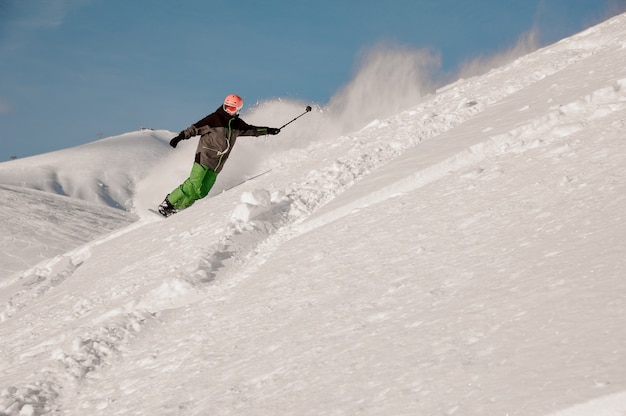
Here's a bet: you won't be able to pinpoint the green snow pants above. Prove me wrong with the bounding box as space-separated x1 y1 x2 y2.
168 163 218 210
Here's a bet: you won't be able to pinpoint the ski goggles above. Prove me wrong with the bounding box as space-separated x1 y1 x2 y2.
223 104 242 115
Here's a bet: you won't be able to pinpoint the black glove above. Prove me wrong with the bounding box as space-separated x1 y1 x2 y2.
169 133 184 148
266 127 281 135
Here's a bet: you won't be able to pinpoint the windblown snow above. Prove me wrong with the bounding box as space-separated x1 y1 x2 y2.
1 13 626 416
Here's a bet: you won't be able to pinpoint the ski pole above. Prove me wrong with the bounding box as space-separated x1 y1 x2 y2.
278 106 312 130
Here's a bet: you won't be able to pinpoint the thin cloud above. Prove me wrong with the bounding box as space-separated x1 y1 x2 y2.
16 0 90 30
0 0 91 55
0 99 12 114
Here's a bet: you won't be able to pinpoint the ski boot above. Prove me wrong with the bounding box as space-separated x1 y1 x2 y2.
157 197 177 217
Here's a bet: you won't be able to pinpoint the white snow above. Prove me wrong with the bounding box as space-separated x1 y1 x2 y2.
1 12 626 416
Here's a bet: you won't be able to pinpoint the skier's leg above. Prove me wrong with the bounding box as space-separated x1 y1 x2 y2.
167 163 211 210
199 168 218 198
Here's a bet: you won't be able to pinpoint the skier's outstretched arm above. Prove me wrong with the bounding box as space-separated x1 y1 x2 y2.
169 124 201 148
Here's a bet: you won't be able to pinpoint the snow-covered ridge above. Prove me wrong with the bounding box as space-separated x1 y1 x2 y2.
1 12 626 416
0 130 174 210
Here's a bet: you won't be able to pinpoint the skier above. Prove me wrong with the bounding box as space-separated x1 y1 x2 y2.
158 94 281 217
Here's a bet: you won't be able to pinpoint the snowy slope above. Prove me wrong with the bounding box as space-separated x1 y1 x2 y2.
1 13 626 416
0 185 133 281
0 130 173 279
0 130 174 210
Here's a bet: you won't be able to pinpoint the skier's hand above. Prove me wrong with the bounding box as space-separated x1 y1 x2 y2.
170 133 184 148
267 127 281 135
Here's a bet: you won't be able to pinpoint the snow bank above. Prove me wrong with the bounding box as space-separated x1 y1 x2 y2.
546 392 626 416
0 130 174 210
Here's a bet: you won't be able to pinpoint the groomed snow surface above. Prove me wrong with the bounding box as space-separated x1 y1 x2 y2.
1 12 626 416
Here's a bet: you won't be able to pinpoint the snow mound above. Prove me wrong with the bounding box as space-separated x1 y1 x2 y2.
0 130 174 210
231 189 274 222
546 392 626 416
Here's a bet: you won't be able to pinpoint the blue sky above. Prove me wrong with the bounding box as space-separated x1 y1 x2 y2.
1 0 625 160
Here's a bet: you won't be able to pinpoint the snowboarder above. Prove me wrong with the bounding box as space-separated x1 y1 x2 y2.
158 94 281 217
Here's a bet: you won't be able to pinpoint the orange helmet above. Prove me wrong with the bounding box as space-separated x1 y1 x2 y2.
223 94 243 115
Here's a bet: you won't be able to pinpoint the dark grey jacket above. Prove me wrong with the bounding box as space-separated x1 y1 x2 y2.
180 106 272 173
